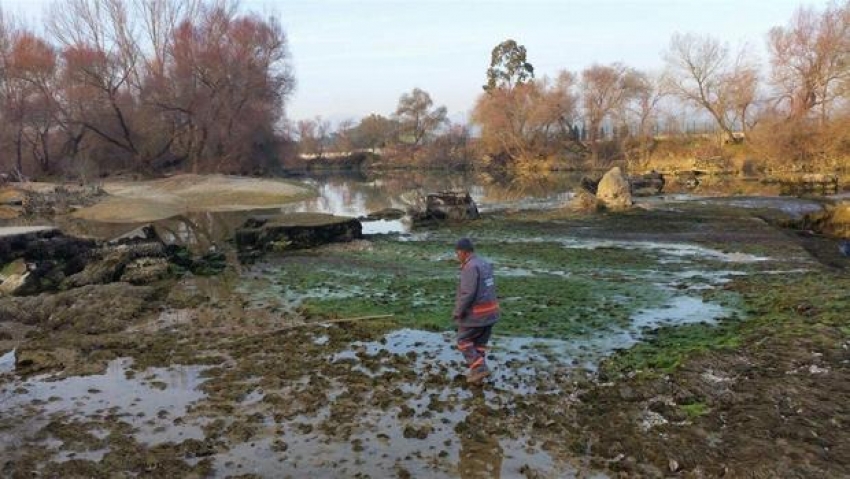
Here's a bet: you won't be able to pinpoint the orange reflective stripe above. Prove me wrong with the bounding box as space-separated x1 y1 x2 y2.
471 301 499 315
470 357 484 369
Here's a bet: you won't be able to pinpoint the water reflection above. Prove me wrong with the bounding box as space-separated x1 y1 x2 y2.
458 402 505 479
39 170 839 250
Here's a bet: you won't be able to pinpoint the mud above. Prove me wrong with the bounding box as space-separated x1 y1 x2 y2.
1 190 848 477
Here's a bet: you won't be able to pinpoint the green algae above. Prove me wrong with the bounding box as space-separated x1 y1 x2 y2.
679 402 710 419
279 235 671 339
601 268 850 378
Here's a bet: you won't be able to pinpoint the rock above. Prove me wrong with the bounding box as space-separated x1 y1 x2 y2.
236 213 362 257
0 271 35 296
413 191 480 223
21 184 106 216
580 176 600 195
0 258 28 280
569 188 600 212
596 167 632 210
668 459 680 472
63 242 166 289
0 227 93 265
62 250 130 288
794 202 850 239
629 171 665 196
0 282 156 333
120 257 171 285
363 208 406 221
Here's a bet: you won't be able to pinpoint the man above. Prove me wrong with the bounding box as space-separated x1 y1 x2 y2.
453 237 500 385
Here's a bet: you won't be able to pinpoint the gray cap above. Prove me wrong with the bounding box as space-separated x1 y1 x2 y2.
455 237 474 252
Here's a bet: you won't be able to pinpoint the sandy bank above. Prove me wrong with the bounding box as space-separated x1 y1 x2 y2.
70 175 314 223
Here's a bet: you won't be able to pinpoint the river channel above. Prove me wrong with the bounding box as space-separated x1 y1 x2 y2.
0 169 842 477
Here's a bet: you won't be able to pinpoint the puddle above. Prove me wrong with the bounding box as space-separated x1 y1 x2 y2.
0 348 15 374
333 290 730 379
214 418 578 479
217 316 747 477
551 238 770 263
361 218 410 235
211 327 590 478
698 197 825 218
0 358 209 459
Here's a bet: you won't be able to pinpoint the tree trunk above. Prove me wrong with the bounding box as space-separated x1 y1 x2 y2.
14 128 24 176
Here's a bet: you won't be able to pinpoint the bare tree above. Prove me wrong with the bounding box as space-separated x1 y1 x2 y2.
663 32 757 142
767 1 850 122
296 117 330 158
580 63 645 162
48 0 149 169
629 71 666 139
134 0 199 78
166 2 294 172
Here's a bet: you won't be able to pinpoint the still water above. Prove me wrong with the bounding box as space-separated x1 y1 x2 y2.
54 170 831 248
54 170 585 245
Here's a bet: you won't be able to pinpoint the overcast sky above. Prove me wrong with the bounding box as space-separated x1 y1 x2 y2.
0 0 828 123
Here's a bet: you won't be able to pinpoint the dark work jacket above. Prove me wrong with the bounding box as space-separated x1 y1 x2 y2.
453 254 500 328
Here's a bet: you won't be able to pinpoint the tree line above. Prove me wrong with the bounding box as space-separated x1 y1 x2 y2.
300 1 850 173
3 0 849 179
0 0 293 180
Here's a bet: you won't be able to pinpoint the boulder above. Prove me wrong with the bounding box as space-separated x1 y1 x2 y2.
21 184 106 216
15 348 78 376
0 226 94 265
569 188 601 212
236 213 362 257
596 167 632 210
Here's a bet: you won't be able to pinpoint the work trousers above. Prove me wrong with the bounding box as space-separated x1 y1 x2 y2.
457 325 493 373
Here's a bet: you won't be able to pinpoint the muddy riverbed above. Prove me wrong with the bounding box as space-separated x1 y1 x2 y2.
1 174 849 477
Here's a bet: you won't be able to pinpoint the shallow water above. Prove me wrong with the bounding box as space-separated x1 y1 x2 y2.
211 327 597 478
0 358 209 459
3 171 832 476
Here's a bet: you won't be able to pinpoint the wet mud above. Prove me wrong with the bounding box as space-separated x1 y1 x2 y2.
1 196 848 477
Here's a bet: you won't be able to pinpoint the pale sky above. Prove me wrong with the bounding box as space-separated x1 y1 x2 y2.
0 0 829 123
